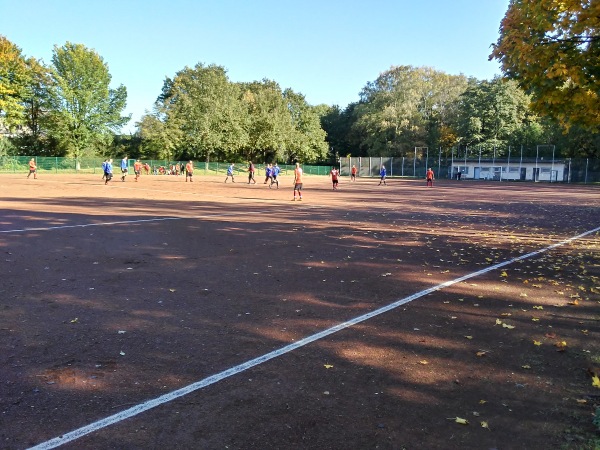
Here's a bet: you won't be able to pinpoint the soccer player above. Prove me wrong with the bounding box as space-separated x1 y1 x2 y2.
264 163 273 185
27 158 37 179
378 165 387 185
426 167 435 187
134 160 142 181
330 166 339 190
120 156 128 181
224 163 235 183
248 161 256 184
293 162 303 201
271 163 280 189
185 160 194 182
350 164 357 181
104 159 113 185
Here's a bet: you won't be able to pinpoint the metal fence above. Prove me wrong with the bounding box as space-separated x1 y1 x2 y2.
340 153 600 184
0 157 333 177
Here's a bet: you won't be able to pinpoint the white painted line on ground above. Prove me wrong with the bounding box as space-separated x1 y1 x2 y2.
27 224 600 449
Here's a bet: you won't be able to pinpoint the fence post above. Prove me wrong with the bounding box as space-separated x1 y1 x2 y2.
585 158 589 184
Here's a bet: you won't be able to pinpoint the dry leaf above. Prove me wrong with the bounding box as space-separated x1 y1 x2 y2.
476 351 487 357
481 421 490 430
447 417 469 425
555 341 567 351
522 365 531 369
502 323 515 329
592 375 600 388
324 364 334 369
464 335 473 340
532 318 540 322
70 318 78 323
533 340 542 346
495 319 503 325
500 271 508 277
419 360 429 365
533 305 543 310
479 400 487 404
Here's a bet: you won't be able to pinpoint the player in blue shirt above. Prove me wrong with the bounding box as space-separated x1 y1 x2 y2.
378 165 387 185
120 156 128 182
270 163 280 188
224 163 235 183
104 159 113 185
264 164 273 185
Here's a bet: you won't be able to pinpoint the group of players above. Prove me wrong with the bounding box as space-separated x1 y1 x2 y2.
25 156 435 199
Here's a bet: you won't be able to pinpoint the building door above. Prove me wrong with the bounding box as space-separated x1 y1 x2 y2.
520 168 526 181
474 167 480 179
533 168 540 181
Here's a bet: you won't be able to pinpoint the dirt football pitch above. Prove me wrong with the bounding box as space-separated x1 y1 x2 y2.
1 172 599 450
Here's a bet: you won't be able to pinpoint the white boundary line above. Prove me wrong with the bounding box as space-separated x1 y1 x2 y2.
27 224 600 449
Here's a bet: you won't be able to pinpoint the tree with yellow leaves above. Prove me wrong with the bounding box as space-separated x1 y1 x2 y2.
0 35 30 131
490 0 600 132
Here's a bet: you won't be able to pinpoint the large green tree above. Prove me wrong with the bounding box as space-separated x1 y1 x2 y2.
491 0 600 132
454 77 534 153
238 79 292 163
283 89 328 163
47 42 129 158
155 63 247 162
352 66 468 156
0 35 30 132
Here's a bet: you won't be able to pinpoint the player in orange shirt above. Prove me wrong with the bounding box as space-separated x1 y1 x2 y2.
133 160 142 181
350 165 357 182
27 158 37 179
185 160 194 182
293 162 303 201
426 168 434 187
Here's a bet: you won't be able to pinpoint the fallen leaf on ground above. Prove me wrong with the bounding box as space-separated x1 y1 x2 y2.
481 421 490 430
555 341 567 351
447 417 469 425
533 305 543 310
476 351 487 357
419 360 429 365
502 323 515 329
533 340 542 346
324 364 334 369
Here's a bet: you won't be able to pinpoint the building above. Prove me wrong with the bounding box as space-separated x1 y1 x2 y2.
449 158 567 182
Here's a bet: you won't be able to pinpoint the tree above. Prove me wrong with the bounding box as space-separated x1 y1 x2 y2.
454 77 534 153
352 66 468 156
154 63 247 162
0 35 30 132
17 57 56 155
47 42 129 158
491 0 600 132
283 89 328 164
238 79 291 162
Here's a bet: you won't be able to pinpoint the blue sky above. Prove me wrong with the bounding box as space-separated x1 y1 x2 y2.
1 0 509 133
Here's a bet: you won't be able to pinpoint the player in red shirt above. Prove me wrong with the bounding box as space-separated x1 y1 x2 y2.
426 168 434 187
330 166 339 190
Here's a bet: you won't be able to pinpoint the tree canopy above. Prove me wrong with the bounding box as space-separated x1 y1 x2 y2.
47 42 129 158
491 0 600 132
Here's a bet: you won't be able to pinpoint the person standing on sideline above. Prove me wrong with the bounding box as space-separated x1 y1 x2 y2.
27 158 37 179
185 160 194 182
134 160 142 181
351 164 357 182
330 166 340 190
248 161 256 184
225 163 235 183
120 156 128 181
271 163 280 188
293 162 303 201
378 165 387 185
426 167 435 187
104 159 113 185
